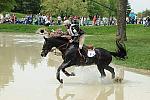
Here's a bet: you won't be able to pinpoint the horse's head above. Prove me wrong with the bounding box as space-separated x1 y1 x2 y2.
41 36 69 57
41 37 53 57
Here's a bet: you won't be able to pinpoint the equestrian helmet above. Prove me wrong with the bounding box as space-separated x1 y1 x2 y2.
63 20 71 25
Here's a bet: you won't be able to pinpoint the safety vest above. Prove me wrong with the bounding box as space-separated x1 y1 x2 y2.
69 24 79 36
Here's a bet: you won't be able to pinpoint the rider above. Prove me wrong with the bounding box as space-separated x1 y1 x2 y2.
63 20 87 62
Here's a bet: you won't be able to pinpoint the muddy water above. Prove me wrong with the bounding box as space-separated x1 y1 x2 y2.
0 33 150 100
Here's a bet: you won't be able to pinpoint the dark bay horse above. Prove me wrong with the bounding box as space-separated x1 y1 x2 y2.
41 37 127 83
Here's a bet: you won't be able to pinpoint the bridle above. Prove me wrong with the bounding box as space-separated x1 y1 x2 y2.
53 42 69 55
43 37 70 55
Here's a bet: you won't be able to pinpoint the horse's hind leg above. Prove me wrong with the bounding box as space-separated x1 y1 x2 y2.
104 65 115 79
97 64 106 78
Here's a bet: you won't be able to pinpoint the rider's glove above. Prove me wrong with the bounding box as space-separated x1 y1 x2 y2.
69 39 73 43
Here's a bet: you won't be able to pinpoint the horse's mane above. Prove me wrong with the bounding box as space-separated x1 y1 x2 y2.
46 36 69 44
54 36 69 42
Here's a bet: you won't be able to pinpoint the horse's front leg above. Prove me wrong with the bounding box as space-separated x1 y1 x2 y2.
56 62 66 83
56 61 72 83
62 69 75 77
56 66 63 83
62 60 75 77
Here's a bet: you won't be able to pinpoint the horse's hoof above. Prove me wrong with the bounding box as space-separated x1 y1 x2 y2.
118 78 123 83
71 72 75 76
112 74 115 79
101 76 106 79
59 79 63 83
113 78 118 83
101 75 106 78
113 78 123 83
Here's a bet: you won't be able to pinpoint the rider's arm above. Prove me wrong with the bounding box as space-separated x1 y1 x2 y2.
61 35 71 40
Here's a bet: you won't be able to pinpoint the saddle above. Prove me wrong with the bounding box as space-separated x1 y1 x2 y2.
79 44 96 64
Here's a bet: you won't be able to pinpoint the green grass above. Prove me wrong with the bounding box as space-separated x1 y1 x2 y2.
0 24 150 70
0 24 66 33
85 25 150 70
14 13 26 18
0 24 41 33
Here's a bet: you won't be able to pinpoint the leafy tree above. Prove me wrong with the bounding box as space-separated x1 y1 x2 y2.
26 0 41 14
41 0 118 17
86 0 102 17
142 9 150 17
13 0 41 14
0 0 16 12
41 0 88 17
107 0 117 17
13 0 23 13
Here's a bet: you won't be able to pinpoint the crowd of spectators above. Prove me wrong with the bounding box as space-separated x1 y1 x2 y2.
0 13 150 27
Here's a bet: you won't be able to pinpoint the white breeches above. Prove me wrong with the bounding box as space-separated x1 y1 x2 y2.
79 34 85 49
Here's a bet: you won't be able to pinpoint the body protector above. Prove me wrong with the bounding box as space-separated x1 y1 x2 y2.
68 24 85 49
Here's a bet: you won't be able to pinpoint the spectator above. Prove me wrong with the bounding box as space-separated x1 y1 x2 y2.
11 13 16 24
92 16 97 25
80 16 84 26
144 16 150 27
57 16 62 25
0 13 4 23
72 16 79 25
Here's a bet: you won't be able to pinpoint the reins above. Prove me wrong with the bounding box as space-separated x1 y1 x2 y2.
53 42 69 55
57 42 69 50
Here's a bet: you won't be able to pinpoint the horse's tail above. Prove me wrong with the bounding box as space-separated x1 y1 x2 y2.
109 40 127 60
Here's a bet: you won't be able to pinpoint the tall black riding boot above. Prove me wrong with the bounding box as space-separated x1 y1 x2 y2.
80 48 88 64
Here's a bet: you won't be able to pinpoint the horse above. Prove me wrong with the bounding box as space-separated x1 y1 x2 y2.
41 36 127 83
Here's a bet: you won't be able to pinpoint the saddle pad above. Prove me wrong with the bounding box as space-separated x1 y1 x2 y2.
87 50 96 57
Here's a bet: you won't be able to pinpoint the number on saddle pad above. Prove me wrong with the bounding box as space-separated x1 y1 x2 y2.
87 44 96 57
87 50 96 57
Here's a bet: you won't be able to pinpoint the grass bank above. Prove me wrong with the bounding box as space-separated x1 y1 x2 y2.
0 24 150 70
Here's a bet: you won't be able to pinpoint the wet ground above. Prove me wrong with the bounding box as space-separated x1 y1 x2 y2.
0 33 150 100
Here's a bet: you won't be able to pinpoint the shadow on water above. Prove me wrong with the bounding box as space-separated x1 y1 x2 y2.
56 85 75 100
55 83 124 100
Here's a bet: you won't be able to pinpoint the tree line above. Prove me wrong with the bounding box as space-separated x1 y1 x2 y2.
0 0 133 51
0 0 132 17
